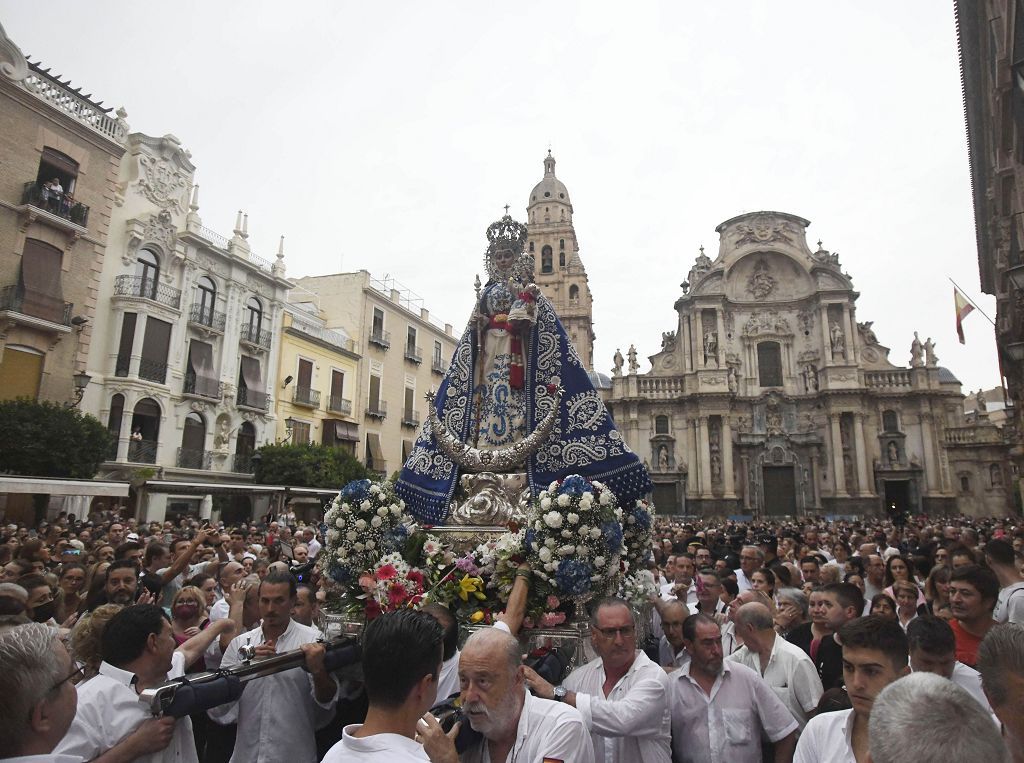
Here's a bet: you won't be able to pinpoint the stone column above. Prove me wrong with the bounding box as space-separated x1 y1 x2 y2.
698 416 712 498
920 411 939 494
694 311 704 370
810 446 823 508
830 413 848 497
853 412 872 496
820 305 833 364
682 316 692 372
115 395 132 462
722 416 736 498
843 306 856 365
715 310 726 368
740 453 751 509
688 418 700 497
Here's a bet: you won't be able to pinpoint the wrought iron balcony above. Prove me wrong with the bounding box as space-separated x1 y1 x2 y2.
404 344 422 364
368 329 391 350
328 395 353 415
127 439 157 464
236 387 269 411
176 447 212 470
239 323 272 350
183 371 222 400
366 399 387 419
0 285 72 326
293 386 321 408
113 275 182 309
431 357 446 375
138 358 168 384
401 409 421 428
232 452 256 473
188 304 227 332
21 180 90 227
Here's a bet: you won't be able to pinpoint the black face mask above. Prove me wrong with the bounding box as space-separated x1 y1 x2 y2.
32 599 57 623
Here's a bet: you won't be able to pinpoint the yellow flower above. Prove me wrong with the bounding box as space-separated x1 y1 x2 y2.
458 575 485 602
470 610 485 623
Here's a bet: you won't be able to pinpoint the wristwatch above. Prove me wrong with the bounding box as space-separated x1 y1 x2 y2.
552 685 567 702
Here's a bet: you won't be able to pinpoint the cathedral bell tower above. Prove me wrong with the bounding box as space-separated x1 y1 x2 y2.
525 151 596 370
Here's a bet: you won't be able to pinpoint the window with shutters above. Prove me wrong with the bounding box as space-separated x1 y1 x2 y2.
13 239 66 324
139 317 172 384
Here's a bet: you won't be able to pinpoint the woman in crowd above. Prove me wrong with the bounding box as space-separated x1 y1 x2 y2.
81 562 111 612
870 592 898 619
774 587 809 638
750 568 776 599
892 580 921 630
56 562 86 620
923 564 952 618
187 572 219 609
844 571 866 597
170 586 214 670
70 603 122 679
884 554 926 607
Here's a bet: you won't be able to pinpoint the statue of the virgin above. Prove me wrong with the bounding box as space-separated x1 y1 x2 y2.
396 214 651 524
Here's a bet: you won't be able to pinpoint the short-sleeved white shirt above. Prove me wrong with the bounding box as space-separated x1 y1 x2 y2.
726 633 823 729
321 725 428 762
793 708 856 763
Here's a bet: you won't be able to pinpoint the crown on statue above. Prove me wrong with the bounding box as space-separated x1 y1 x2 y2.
485 214 528 258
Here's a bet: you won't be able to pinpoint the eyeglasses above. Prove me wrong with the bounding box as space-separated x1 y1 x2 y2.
49 664 84 694
595 625 635 639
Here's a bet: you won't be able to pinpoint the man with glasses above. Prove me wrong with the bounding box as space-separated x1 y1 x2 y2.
0 622 80 760
735 546 764 593
523 597 671 762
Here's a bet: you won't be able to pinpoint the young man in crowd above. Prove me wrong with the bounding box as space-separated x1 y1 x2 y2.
986 539 1024 624
949 563 999 666
978 623 1024 763
906 614 992 712
794 616 910 763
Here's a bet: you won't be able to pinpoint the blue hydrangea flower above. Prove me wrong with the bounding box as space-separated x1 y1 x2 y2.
341 479 372 503
554 559 593 596
602 521 624 552
558 475 591 497
631 508 652 531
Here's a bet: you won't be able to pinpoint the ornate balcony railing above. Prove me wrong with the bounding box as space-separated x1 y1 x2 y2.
328 395 353 415
232 452 255 473
944 426 1004 445
366 399 387 419
113 275 181 309
401 409 421 428
288 316 358 354
293 387 321 408
236 387 269 412
404 344 422 364
368 329 390 350
176 447 212 470
239 323 272 350
0 285 72 326
20 181 90 227
138 358 168 384
188 304 227 332
127 440 157 464
431 357 446 375
864 370 912 389
183 372 222 400
636 376 686 399
20 69 127 143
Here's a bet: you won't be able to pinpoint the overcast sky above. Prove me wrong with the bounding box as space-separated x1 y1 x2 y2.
2 2 1000 393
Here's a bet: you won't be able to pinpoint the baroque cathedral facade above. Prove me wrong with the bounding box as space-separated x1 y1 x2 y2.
601 211 1010 518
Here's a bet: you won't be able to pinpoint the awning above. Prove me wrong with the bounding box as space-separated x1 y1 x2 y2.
0 475 128 497
19 239 64 323
367 432 385 462
188 340 218 397
42 147 79 177
142 480 339 497
331 421 359 442
239 356 265 408
141 318 172 363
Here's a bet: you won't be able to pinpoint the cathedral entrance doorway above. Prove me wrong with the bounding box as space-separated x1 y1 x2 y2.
762 466 796 516
884 479 911 515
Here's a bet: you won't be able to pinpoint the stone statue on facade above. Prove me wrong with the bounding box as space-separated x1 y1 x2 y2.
727 365 739 394
658 445 669 471
910 332 924 367
612 348 624 377
627 344 639 373
887 440 899 466
802 363 818 393
661 330 676 352
976 388 987 412
829 322 845 356
924 337 937 367
704 330 718 366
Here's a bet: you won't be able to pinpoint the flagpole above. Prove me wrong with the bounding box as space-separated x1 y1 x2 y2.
949 277 996 325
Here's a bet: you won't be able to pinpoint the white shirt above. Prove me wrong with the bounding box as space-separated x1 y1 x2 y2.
436 649 460 702
459 689 595 763
734 568 753 593
659 636 690 670
794 707 855 763
995 581 1024 623
668 659 798 763
157 560 211 606
726 633 823 729
563 650 671 763
306 537 322 558
321 724 428 762
209 596 229 622
208 619 339 763
55 652 198 763
660 581 698 605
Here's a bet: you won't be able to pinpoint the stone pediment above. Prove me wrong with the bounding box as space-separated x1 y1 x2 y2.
725 251 813 303
690 270 724 295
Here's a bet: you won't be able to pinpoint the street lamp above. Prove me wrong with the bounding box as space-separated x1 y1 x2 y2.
284 416 296 442
68 370 91 408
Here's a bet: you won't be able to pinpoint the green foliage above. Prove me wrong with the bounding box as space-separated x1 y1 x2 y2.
253 443 370 488
0 399 113 479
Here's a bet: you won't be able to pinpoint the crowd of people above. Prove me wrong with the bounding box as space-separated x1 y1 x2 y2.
0 506 1023 762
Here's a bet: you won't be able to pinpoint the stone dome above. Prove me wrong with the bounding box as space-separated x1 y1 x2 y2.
529 151 572 208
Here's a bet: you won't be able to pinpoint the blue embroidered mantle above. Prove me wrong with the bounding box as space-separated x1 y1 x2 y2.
397 288 651 524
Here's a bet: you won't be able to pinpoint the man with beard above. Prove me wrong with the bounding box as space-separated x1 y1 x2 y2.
101 559 140 607
522 597 671 762
794 616 910 763
668 613 797 763
456 625 593 763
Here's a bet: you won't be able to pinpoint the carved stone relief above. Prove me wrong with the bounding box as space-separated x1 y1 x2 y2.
746 258 777 300
733 214 796 247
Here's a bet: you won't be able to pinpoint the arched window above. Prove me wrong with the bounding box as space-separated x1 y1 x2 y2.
529 241 535 252
757 341 783 387
882 410 899 433
559 252 566 267
655 415 669 434
990 463 1004 487
107 394 125 437
195 276 216 324
245 297 263 339
135 249 160 299
569 284 579 303
541 245 553 274
960 475 972 493
235 421 257 473
128 398 161 463
559 239 565 250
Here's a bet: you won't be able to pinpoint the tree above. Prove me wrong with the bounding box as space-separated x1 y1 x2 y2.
0 399 113 479
253 443 370 489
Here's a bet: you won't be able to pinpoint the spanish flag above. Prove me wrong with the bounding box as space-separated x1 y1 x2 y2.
954 287 975 344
